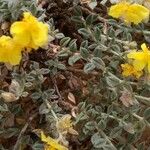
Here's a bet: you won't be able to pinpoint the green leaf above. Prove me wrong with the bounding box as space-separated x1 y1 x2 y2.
39 68 50 75
30 92 41 100
108 27 115 37
78 28 90 38
75 112 89 124
87 108 98 118
78 102 86 110
81 40 88 48
39 103 50 114
58 49 69 57
93 46 102 57
73 6 82 16
0 103 8 112
95 106 102 113
80 47 89 58
84 63 95 73
26 75 35 82
127 33 132 41
106 74 121 87
32 142 44 150
69 39 77 52
60 37 71 47
57 63 66 70
68 54 81 66
85 121 95 131
71 16 84 23
55 33 64 39
86 14 98 25
111 44 121 53
0 128 19 138
93 27 101 41
92 57 105 71
91 133 106 148
2 0 19 7
110 126 122 138
144 107 150 122
98 120 106 130
88 43 98 50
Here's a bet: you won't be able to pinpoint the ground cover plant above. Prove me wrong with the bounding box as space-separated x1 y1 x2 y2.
0 0 150 149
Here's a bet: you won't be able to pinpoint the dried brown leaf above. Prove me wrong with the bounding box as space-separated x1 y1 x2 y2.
68 92 76 104
2 113 15 128
120 90 133 107
1 92 17 102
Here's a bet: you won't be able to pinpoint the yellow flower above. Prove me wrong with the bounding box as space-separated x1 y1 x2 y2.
10 12 49 50
41 131 68 150
121 63 143 78
108 2 150 24
0 36 22 65
127 43 150 73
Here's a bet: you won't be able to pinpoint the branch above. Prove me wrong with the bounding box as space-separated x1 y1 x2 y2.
13 113 38 150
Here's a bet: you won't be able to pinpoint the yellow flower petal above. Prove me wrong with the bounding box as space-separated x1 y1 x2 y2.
127 51 146 60
133 70 143 79
127 43 150 73
121 64 133 77
141 43 149 53
126 4 150 24
108 2 150 24
108 2 129 18
10 12 49 50
0 36 22 65
10 22 30 47
121 63 143 78
23 12 37 22
132 60 146 71
31 22 49 48
41 131 68 150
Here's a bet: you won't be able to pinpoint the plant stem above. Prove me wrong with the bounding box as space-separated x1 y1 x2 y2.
135 95 150 106
44 99 58 120
94 122 117 150
13 113 37 150
98 16 150 35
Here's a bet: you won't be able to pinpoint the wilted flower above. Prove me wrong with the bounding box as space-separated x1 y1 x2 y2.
121 63 143 78
127 43 150 73
120 89 134 107
40 131 68 150
56 114 78 135
108 2 149 24
0 35 22 65
10 12 49 51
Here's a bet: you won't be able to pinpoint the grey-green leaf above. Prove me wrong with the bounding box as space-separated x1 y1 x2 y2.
84 63 95 73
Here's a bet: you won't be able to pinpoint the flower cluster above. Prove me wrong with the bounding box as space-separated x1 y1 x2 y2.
56 114 75 135
121 43 150 78
108 1 150 24
121 63 143 78
0 36 22 65
127 43 150 72
0 12 49 65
